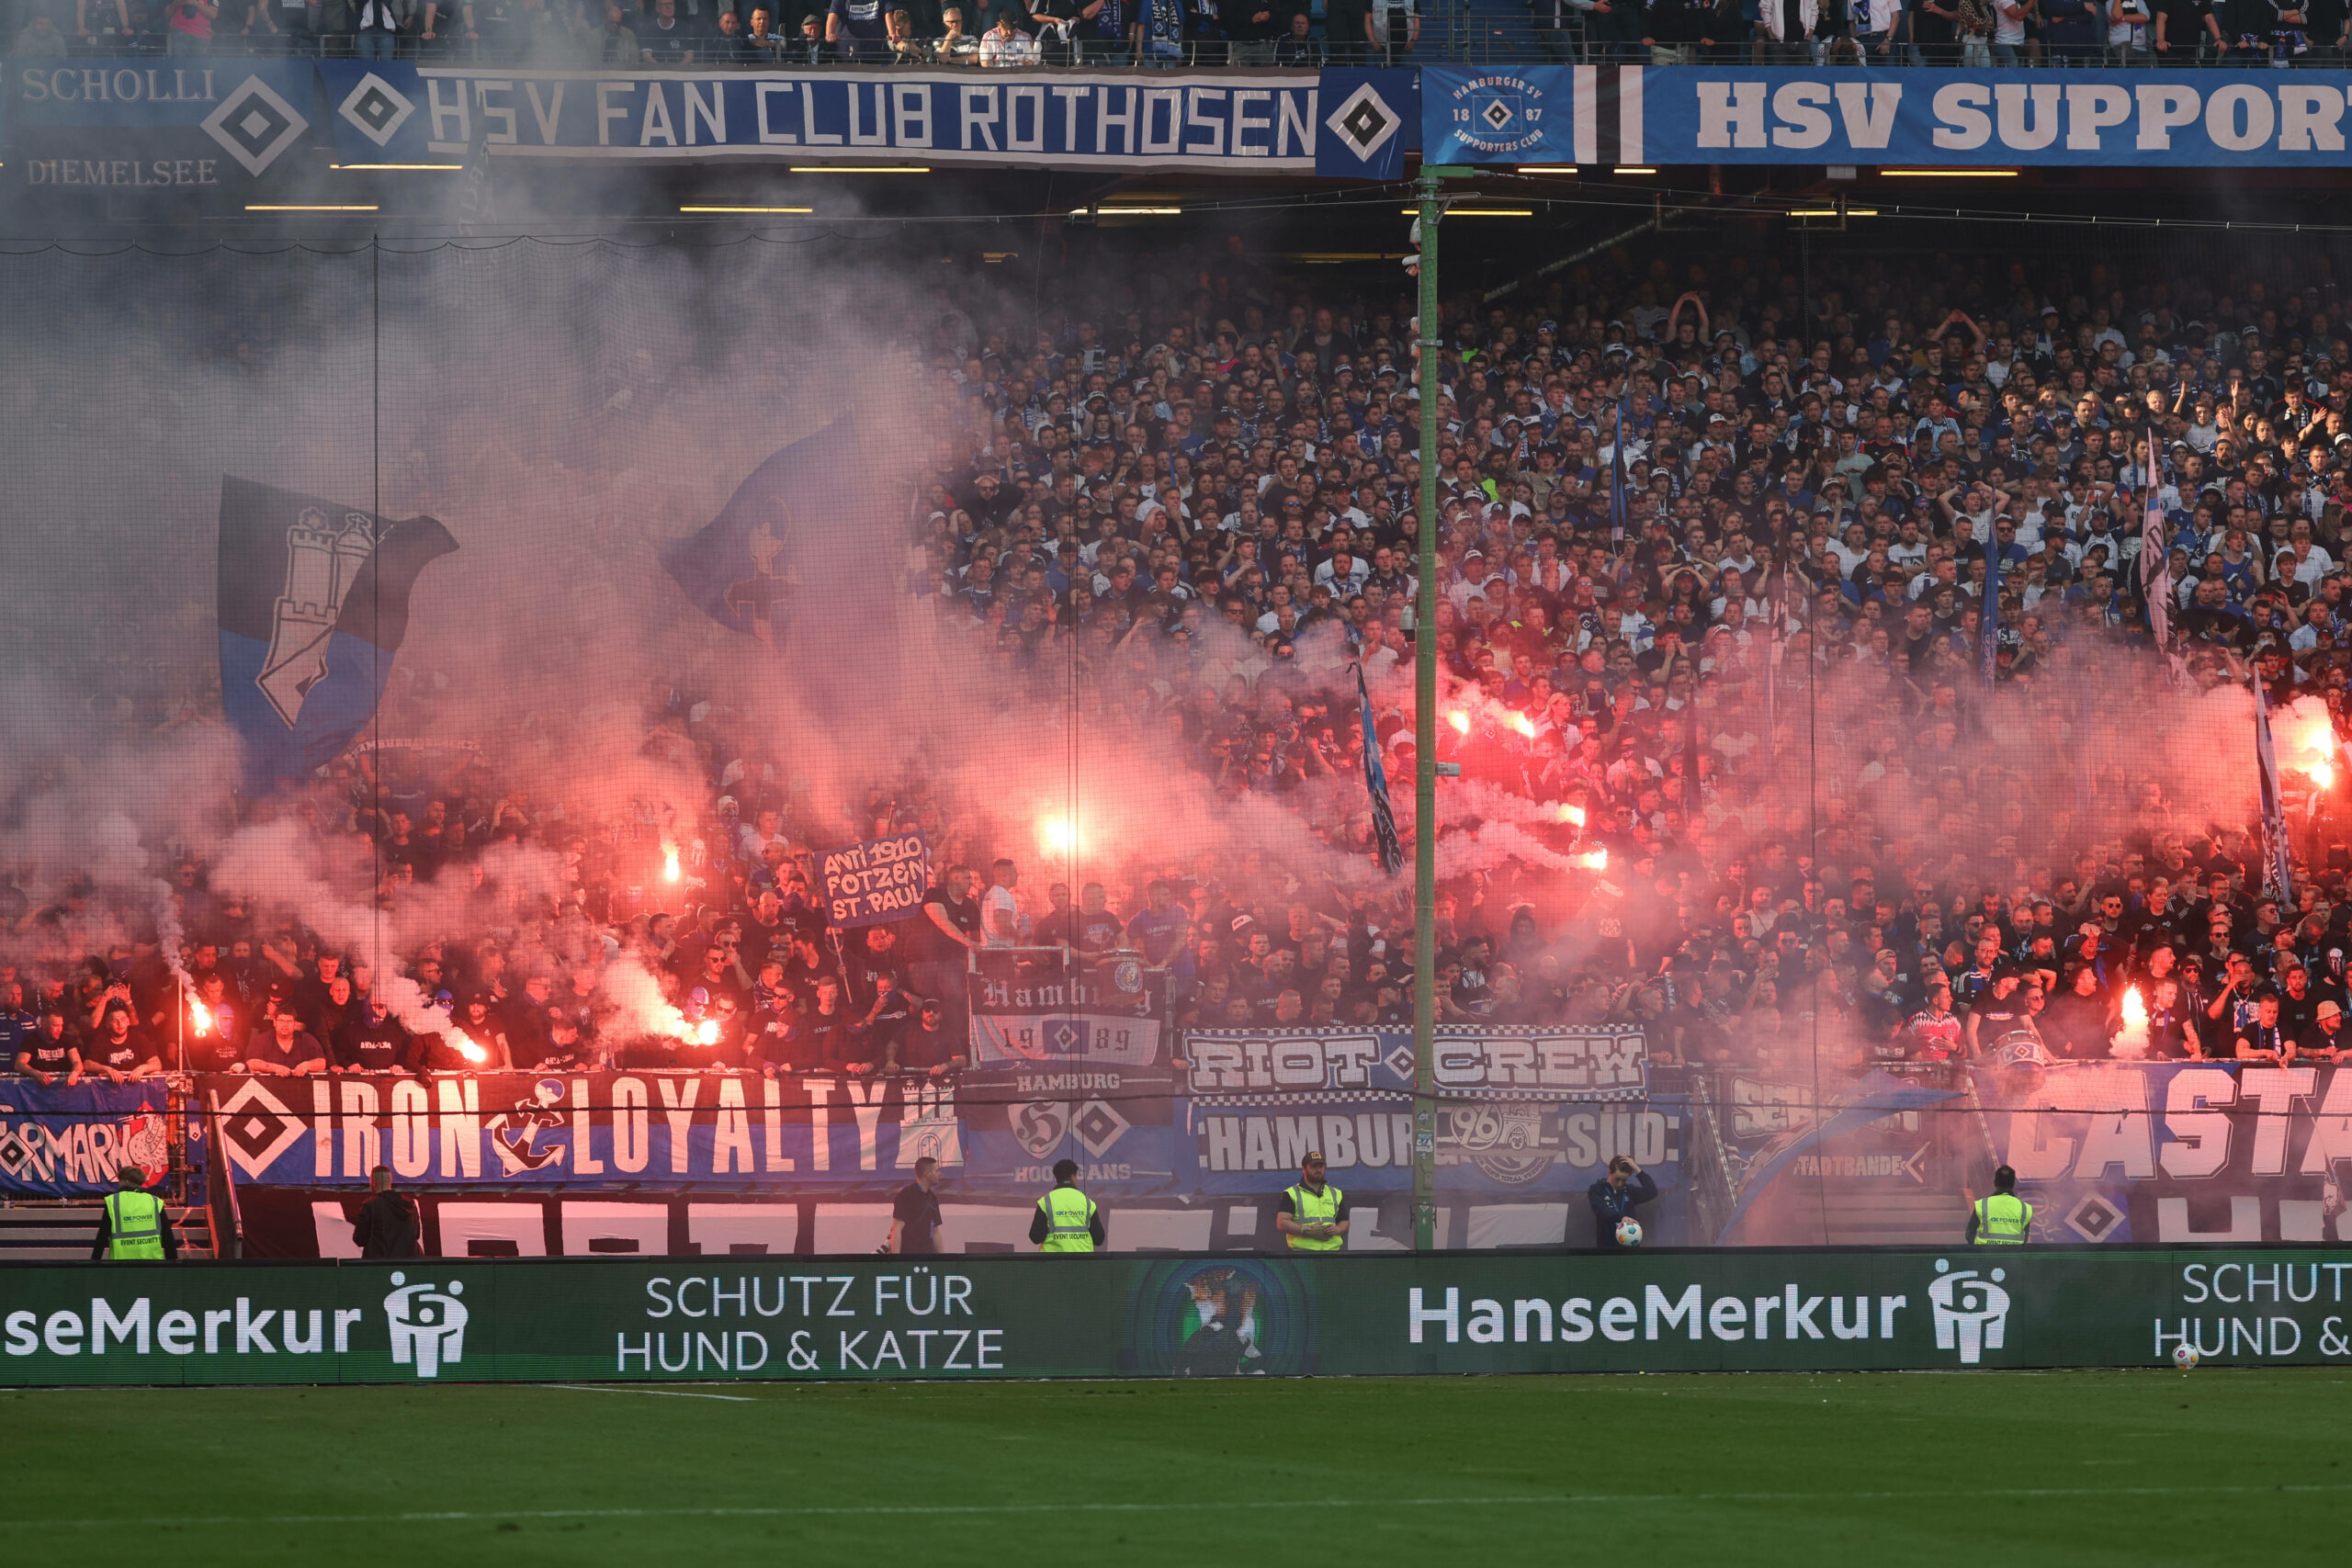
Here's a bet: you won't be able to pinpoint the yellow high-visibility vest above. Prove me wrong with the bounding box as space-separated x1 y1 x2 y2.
1037 1186 1097 1252
1284 1182 1344 1251
105 1190 167 1261
1973 1192 2031 1244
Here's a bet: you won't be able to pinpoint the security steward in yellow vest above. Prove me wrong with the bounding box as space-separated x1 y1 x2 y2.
92 1166 176 1261
1965 1163 2032 1245
1276 1151 1349 1251
1029 1157 1105 1252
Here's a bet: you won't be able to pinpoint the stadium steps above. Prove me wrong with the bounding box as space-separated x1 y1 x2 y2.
1453 0 1556 60
1815 1190 1964 1247
0 1202 216 1260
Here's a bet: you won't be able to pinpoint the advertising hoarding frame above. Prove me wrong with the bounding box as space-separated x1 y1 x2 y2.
6 1245 2348 1387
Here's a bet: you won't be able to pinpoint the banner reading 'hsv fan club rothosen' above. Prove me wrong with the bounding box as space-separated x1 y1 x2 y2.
313 62 1328 170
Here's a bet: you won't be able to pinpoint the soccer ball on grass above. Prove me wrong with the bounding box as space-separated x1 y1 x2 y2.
1615 1218 1644 1248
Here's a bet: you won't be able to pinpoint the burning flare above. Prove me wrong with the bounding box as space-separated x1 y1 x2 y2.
695 1019 719 1046
1574 848 1610 871
188 998 212 1036
450 1030 488 1066
1446 711 1470 736
2273 694 2341 788
662 844 682 883
1558 803 1587 827
2113 983 2153 1060
1039 815 1079 855
1510 713 1538 739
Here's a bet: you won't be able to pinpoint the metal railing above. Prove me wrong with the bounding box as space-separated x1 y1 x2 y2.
21 34 1438 66
1683 1069 1740 1243
28 19 2339 70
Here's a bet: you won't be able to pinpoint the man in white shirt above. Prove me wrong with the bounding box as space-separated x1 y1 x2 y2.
1826 521 1871 579
2107 0 2152 61
982 859 1023 948
1888 518 1930 571
2278 521 2335 589
978 11 1037 64
1445 551 1500 615
738 807 789 864
1254 583 1299 636
1313 548 1370 596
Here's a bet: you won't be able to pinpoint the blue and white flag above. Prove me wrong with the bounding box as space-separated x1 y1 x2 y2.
662 419 861 647
217 479 458 792
2140 451 2173 655
1357 666 1403 874
2254 675 2295 904
1317 68 1415 179
1421 66 1570 164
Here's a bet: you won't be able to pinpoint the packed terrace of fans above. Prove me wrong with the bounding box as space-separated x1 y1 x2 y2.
8 237 2352 1091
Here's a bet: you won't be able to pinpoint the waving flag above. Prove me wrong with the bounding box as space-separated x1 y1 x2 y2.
2140 435 2173 654
217 479 458 792
1762 562 1789 792
1684 707 1703 811
1978 529 2002 690
663 418 860 647
457 106 496 235
1610 399 1628 546
2254 675 2295 904
1356 665 1404 875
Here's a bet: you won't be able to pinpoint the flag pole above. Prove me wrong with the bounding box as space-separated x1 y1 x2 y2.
2255 670 2295 906
1411 164 1468 1253
1979 511 2002 691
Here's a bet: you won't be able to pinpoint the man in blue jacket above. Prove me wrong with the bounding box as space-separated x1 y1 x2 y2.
1589 1155 1658 1247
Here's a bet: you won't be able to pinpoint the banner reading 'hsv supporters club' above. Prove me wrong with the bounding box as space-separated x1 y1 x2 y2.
1427 65 2352 167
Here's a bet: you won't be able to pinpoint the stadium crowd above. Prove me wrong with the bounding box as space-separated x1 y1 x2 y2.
11 0 2352 70
9 235 2352 1090
4 0 1368 65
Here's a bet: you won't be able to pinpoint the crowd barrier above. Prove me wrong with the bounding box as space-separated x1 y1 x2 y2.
3 1247 2348 1384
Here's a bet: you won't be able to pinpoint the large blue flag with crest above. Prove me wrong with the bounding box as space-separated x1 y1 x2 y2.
217 479 458 792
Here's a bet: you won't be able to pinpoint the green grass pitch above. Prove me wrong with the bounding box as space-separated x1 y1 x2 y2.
7 1370 2346 1564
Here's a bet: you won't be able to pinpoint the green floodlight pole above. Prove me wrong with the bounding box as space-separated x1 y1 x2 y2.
1412 163 1472 1253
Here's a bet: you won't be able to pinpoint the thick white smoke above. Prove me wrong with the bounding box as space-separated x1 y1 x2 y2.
0 237 2296 1092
